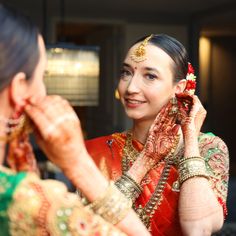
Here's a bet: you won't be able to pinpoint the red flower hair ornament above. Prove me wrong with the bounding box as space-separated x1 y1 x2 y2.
184 62 196 95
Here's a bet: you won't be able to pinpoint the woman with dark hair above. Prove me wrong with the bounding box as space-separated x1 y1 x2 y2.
86 34 229 235
0 4 150 235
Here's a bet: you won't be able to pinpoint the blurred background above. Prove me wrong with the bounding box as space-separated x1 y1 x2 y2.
1 0 236 234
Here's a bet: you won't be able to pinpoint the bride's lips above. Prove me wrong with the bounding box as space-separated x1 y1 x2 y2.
124 98 146 108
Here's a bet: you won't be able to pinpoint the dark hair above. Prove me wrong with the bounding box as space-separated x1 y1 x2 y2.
133 34 188 83
0 4 40 91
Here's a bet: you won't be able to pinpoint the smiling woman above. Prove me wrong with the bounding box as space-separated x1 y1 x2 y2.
86 34 229 235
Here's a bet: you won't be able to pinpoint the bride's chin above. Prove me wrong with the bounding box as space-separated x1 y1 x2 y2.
125 112 143 120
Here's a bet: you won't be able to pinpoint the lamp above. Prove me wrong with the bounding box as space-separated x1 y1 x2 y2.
44 44 100 106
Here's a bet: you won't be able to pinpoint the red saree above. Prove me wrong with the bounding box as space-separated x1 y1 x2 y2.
86 132 229 236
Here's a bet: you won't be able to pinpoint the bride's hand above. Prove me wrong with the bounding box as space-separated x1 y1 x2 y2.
176 93 207 139
142 99 180 168
25 95 88 175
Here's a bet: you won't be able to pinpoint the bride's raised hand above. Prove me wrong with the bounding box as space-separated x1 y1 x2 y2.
142 98 180 168
128 99 180 182
176 93 206 139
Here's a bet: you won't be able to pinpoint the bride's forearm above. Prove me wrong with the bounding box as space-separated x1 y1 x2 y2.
183 132 200 157
127 154 151 184
179 178 223 235
180 135 224 235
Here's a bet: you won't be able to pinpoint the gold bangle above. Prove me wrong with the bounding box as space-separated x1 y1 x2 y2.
179 156 203 164
115 173 142 202
178 157 209 185
87 181 132 225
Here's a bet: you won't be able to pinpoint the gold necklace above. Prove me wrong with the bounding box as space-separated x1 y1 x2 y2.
122 131 178 230
122 131 139 173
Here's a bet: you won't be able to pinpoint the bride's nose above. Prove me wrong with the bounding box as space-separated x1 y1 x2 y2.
126 74 141 94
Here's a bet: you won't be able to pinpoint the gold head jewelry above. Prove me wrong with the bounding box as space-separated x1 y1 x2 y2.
130 34 153 62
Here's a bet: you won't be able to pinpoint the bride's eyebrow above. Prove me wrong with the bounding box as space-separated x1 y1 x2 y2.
144 67 159 74
122 62 132 68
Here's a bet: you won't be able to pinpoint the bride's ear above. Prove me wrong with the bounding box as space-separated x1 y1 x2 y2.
174 79 187 94
9 72 28 108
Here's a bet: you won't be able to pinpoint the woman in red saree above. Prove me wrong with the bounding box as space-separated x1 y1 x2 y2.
86 34 229 236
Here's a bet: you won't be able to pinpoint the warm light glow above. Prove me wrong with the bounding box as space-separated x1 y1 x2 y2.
199 37 211 102
46 49 99 77
44 46 100 106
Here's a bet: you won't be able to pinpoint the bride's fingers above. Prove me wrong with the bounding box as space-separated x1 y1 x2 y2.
171 124 180 136
176 92 193 102
188 95 203 118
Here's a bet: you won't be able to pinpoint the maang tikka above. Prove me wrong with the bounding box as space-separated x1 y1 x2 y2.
130 34 153 62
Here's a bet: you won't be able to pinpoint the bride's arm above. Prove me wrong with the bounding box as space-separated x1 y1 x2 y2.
177 95 228 236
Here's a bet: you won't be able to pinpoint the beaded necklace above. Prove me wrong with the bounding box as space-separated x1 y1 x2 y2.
122 131 177 230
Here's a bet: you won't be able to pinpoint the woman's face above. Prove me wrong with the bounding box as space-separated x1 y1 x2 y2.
118 43 179 122
26 35 47 101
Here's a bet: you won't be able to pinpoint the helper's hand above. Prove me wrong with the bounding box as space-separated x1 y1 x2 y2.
25 95 88 176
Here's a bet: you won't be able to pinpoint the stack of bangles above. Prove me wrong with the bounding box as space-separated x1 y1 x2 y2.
178 156 209 185
87 181 132 225
115 172 143 202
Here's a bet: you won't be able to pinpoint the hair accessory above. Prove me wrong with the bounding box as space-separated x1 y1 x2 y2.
130 34 153 62
184 63 196 95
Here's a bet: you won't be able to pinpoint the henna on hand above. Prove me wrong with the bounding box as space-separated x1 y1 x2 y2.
141 99 181 170
176 93 206 138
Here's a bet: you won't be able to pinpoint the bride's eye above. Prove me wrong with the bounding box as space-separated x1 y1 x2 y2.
120 68 132 80
145 73 157 80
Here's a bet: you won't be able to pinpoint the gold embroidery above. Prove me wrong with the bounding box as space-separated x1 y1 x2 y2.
7 172 125 235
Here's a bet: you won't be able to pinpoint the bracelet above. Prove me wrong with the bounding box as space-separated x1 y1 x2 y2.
87 181 132 225
178 156 209 185
115 172 142 202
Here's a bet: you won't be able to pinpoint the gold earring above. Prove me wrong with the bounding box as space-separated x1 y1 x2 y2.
0 115 32 142
169 97 178 116
115 89 120 100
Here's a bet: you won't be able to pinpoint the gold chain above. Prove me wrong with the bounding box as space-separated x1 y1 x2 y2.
122 131 178 230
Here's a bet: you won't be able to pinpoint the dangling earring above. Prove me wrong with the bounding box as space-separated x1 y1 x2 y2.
0 115 26 142
169 96 178 116
7 129 39 174
115 88 120 100
2 107 38 173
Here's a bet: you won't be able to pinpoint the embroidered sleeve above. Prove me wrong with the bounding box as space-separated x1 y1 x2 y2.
199 134 229 214
8 173 125 236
